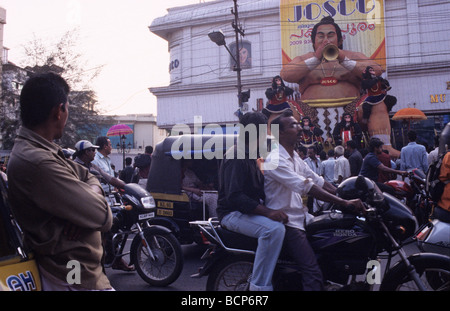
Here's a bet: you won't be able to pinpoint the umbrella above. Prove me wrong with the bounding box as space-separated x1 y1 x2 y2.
106 124 133 137
392 107 427 130
106 124 133 170
392 108 427 144
392 108 427 121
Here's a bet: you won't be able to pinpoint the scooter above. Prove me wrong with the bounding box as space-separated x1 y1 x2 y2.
415 218 450 257
107 183 184 286
384 170 450 257
190 176 450 291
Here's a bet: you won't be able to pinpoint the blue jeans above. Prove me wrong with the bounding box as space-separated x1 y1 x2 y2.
221 211 286 291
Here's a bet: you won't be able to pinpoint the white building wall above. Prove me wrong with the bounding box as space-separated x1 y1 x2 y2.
106 114 167 170
150 0 450 130
385 0 450 113
150 0 281 129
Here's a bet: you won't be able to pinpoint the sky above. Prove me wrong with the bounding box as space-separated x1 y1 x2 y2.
0 0 208 116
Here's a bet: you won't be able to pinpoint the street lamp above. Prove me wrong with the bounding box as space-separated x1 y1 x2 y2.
116 134 132 169
208 30 244 110
208 30 227 47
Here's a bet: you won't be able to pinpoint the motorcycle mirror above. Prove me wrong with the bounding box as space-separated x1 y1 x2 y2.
370 182 385 205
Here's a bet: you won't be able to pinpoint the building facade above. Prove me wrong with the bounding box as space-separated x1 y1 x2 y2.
96 114 167 171
149 0 450 148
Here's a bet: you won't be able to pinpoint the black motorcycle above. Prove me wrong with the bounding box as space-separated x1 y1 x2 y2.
107 183 183 287
190 176 450 291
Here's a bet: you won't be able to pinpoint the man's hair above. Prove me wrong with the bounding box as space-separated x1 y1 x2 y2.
125 157 132 165
296 144 307 155
346 140 357 150
238 111 268 144
319 150 327 161
19 72 70 128
96 136 110 150
334 145 345 156
145 146 153 154
307 145 317 154
239 111 268 127
270 109 294 132
311 16 343 50
368 137 384 152
407 130 417 142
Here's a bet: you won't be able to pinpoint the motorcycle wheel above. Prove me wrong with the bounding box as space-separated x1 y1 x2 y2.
380 254 450 291
206 255 253 291
130 228 183 287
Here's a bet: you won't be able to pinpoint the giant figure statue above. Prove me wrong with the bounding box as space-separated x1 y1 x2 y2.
263 75 303 131
358 66 399 157
280 16 397 156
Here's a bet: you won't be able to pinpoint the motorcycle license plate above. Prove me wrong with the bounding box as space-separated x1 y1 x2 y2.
138 212 155 220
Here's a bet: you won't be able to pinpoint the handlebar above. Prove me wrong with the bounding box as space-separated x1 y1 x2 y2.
409 172 426 185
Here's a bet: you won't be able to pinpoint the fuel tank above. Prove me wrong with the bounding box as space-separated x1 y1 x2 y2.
384 180 413 200
381 193 418 240
307 212 373 255
306 211 374 279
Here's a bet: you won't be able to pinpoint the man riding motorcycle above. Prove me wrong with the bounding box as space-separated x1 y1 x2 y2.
264 110 364 290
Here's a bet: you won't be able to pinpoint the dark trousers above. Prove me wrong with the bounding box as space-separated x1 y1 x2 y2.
283 226 324 291
434 206 450 223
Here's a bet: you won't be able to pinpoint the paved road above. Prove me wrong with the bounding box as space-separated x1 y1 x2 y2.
106 243 208 291
105 237 422 292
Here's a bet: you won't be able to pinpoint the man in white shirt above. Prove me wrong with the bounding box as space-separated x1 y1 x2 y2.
400 130 428 173
334 145 351 184
321 149 335 184
264 110 364 291
428 136 439 167
304 145 322 175
304 145 323 213
92 136 114 195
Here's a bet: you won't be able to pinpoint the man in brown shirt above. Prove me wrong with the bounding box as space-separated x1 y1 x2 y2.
7 73 113 290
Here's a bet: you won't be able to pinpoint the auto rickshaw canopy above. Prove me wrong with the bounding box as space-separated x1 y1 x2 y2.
146 134 237 194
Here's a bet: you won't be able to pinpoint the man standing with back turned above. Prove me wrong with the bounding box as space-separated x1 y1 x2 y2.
400 130 429 174
7 72 113 291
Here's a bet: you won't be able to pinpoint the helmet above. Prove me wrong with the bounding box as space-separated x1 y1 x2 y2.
336 176 375 201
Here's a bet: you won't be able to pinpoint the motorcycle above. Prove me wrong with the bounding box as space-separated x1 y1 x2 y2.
384 170 450 257
190 176 450 291
384 168 430 225
107 183 184 287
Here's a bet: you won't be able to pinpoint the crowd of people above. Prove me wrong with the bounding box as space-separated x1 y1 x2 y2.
2 72 449 292
293 124 440 213
217 110 450 292
300 126 435 184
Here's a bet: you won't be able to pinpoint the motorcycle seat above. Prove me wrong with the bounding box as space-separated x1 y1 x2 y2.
215 226 258 251
306 212 356 235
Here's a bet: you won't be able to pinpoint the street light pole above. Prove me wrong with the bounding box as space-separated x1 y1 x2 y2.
232 0 242 109
116 134 131 170
209 0 247 113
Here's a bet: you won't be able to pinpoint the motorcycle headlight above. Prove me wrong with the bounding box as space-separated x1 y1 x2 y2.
141 196 156 209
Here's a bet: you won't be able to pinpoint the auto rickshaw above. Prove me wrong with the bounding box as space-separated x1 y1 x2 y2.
146 134 238 245
0 178 41 291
